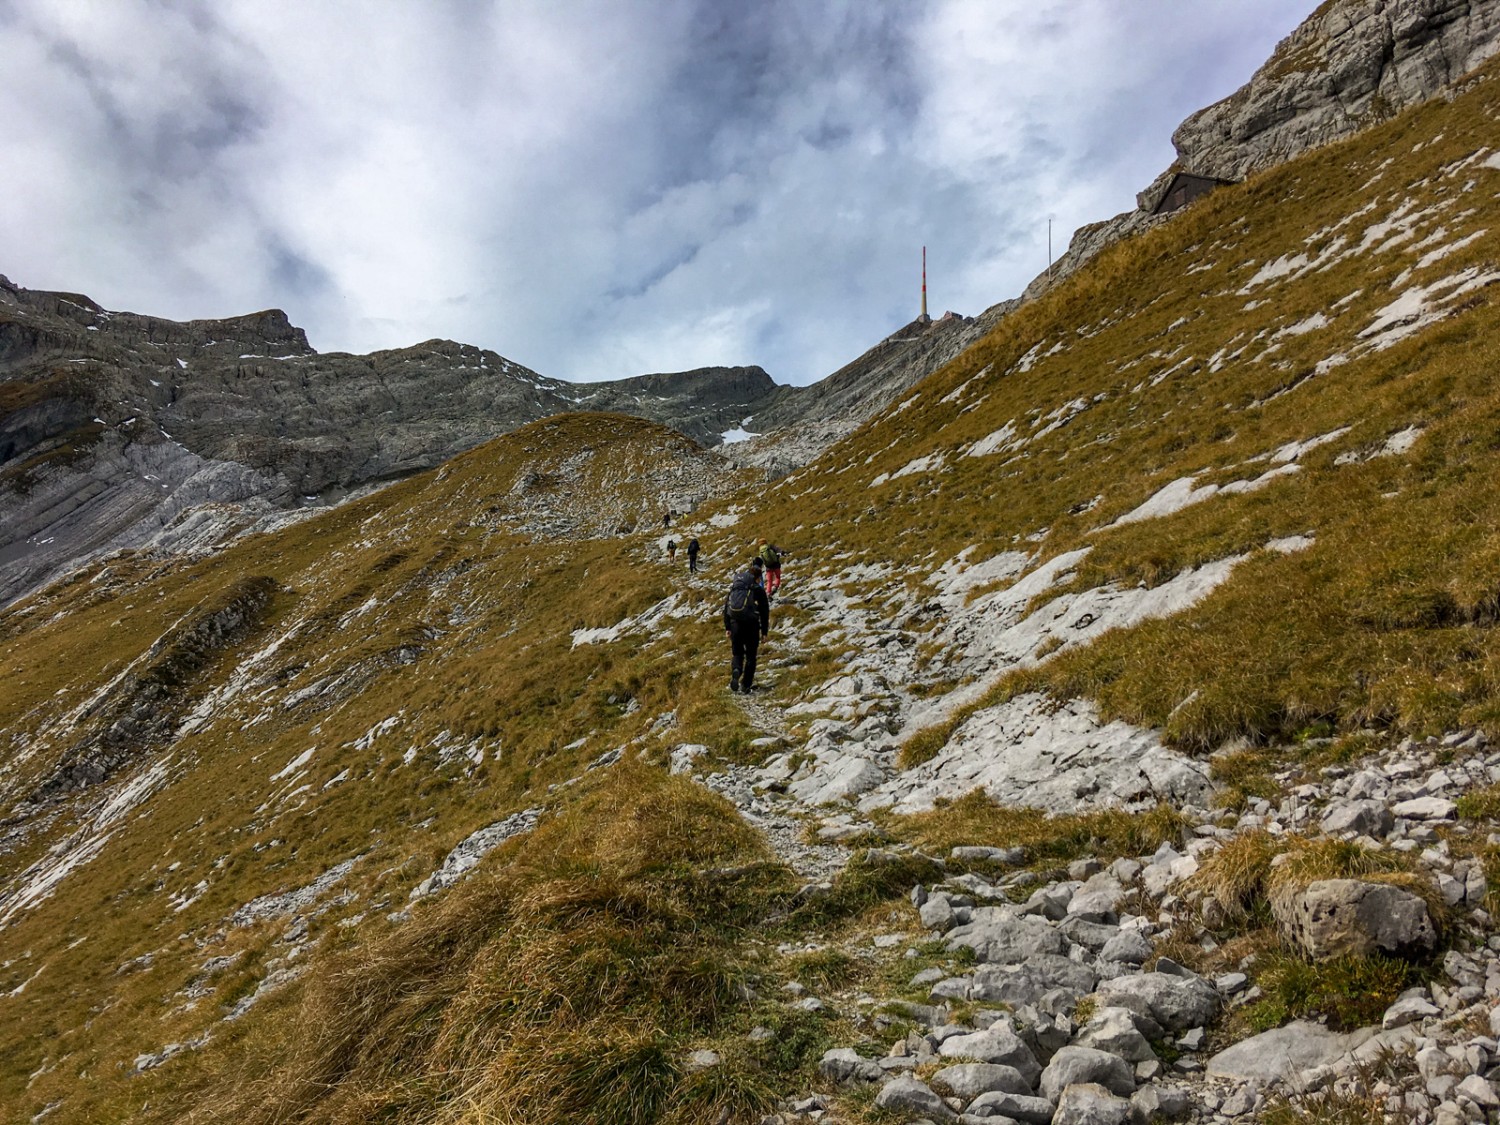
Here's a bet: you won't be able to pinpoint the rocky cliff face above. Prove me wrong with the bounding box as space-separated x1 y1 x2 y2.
1029 0 1500 300
0 266 979 606
1170 0 1500 183
0 276 793 605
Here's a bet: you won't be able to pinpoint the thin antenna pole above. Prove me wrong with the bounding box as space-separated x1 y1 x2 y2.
921 246 929 321
1047 219 1053 278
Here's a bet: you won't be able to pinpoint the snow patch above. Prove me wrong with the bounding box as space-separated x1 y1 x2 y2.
271 747 316 782
0 757 177 923
966 422 1018 458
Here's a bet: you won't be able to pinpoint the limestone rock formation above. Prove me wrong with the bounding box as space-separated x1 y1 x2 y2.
1170 0 1500 184
1029 0 1500 300
1271 877 1439 958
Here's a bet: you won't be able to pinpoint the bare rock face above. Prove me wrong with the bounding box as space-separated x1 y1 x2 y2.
1029 0 1500 302
1172 0 1500 183
1271 877 1438 959
0 274 787 605
719 307 1012 476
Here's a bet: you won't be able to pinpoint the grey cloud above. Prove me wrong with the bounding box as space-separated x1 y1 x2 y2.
1 0 1318 386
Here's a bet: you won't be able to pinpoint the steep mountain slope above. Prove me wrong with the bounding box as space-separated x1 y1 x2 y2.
4 18 1500 1125
0 279 786 607
721 310 1011 475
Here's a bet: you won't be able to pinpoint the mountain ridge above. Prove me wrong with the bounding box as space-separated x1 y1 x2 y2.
0 272 983 607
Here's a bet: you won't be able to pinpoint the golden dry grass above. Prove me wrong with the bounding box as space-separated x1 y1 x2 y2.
6 53 1500 1125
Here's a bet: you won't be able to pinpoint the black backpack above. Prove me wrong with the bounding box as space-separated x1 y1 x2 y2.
726 576 758 619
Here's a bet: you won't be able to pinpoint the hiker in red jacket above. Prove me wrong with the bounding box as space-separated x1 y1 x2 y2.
758 538 786 599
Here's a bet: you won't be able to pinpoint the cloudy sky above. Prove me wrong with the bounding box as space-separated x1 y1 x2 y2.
0 0 1314 386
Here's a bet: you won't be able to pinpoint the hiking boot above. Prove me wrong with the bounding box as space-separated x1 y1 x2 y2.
729 681 741 693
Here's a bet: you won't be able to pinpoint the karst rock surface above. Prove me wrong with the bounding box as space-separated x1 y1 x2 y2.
1171 0 1500 183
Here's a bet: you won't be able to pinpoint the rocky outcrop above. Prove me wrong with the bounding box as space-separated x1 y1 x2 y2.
1171 0 1500 184
1026 0 1500 301
33 574 278 802
721 308 1013 476
1271 877 1439 958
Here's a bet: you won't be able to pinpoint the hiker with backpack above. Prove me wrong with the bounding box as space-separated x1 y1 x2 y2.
666 538 677 562
722 556 770 693
686 537 700 573
758 539 787 599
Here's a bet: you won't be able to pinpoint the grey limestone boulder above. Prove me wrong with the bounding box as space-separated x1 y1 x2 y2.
946 911 1068 964
921 894 957 933
929 1062 1033 1100
1040 1046 1136 1102
818 1047 882 1084
1074 1006 1159 1064
969 955 1099 1006
1052 1082 1131 1125
937 1023 1042 1086
1271 878 1437 959
1383 991 1441 1029
787 755 886 805
1392 796 1458 820
1092 972 1220 1035
1098 930 1153 965
1206 1020 1376 1084
874 1075 956 1120
1067 874 1126 923
963 1089 1055 1124
1320 798 1394 836
1129 1085 1192 1121
1060 916 1123 952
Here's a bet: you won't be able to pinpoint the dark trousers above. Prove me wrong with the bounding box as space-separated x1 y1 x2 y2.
687 552 698 572
728 617 761 688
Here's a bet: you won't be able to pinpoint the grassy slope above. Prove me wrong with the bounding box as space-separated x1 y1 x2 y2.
757 60 1500 748
1 59 1499 1125
0 413 774 1122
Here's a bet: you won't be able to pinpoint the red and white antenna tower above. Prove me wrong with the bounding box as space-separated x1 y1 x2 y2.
920 246 930 323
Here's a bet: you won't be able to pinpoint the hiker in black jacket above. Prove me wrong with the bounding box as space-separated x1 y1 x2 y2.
722 556 770 693
686 537 700 573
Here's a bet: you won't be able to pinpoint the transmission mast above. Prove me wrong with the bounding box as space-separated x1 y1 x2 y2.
920 246 930 324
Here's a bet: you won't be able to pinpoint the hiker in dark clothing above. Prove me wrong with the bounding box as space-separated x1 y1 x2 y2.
686 537 700 572
722 556 770 693
666 538 677 562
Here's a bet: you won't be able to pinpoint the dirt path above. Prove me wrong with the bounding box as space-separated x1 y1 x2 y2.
672 560 858 880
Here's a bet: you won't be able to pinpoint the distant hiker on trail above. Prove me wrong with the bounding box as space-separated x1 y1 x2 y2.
722 556 770 694
666 538 677 562
758 538 786 599
663 510 672 528
686 537 700 573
